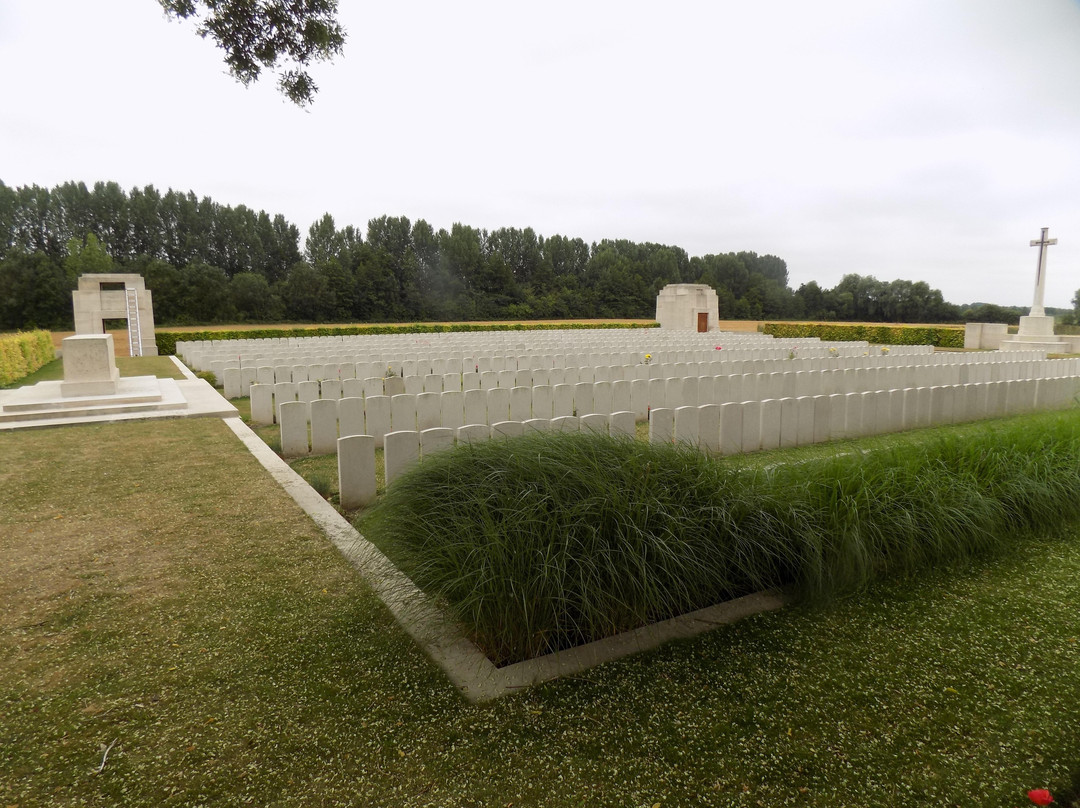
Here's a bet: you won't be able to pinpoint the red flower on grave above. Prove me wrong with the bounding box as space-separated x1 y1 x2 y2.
715 346 722 350
1028 788 1054 805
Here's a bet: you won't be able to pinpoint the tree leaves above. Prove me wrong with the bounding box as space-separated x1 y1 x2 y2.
158 0 347 106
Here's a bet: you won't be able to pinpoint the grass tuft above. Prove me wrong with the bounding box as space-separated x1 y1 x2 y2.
363 411 1080 664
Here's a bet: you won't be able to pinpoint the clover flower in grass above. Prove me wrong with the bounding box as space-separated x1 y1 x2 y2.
1028 788 1054 806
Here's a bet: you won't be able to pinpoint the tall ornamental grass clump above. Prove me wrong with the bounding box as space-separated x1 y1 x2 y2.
364 412 1080 664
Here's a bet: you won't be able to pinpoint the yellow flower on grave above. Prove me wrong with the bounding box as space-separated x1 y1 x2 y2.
881 346 890 355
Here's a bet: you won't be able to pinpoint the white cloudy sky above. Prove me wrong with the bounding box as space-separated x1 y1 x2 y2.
2 0 1079 308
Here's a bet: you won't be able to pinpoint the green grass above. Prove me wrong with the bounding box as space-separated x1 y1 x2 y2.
0 355 186 387
360 411 1080 665
3 417 1080 806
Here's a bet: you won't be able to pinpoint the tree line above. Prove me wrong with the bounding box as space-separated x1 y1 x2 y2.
0 179 1026 331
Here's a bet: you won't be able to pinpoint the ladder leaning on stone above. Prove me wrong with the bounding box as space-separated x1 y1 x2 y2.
125 286 142 357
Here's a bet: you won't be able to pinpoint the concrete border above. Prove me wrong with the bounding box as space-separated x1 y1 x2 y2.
223 415 786 701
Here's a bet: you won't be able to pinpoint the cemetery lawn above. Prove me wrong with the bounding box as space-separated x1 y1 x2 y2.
0 355 186 389
4 418 1080 807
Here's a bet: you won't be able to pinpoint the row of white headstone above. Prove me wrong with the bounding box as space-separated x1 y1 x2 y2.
223 350 1055 400
329 375 1080 507
255 356 1080 440
196 337 943 379
177 329 823 369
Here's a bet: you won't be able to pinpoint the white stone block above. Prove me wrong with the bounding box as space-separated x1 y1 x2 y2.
532 385 553 419
321 379 342 400
240 366 256 396
674 405 700 447
279 401 309 458
487 387 511 423
310 398 339 455
391 393 417 432
298 380 320 405
273 382 297 423
384 430 420 486
291 365 308 383
580 413 609 435
404 376 424 395
524 418 550 433
551 415 580 433
648 378 667 410
440 391 465 430
796 396 815 446
718 402 743 455
698 404 720 453
573 382 593 416
464 389 486 425
779 397 798 448
592 381 613 414
422 374 442 393
491 420 525 439
610 410 635 438
417 392 441 431
274 365 291 384
223 367 243 400
338 396 364 437
843 392 863 438
364 395 391 449
361 377 382 398
421 427 455 458
462 371 481 391
338 435 376 509
740 400 762 452
510 386 532 421
759 399 781 450
552 384 574 417
665 377 683 410
384 376 406 396
250 383 274 425
442 373 461 393
812 395 831 443
456 423 489 444
649 407 674 445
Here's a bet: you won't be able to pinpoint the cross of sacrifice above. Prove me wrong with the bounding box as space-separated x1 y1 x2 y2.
1028 226 1058 318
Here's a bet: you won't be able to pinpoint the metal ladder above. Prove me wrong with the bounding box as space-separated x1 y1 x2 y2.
125 287 142 357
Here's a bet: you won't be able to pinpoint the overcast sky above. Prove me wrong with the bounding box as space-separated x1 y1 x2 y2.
3 0 1079 308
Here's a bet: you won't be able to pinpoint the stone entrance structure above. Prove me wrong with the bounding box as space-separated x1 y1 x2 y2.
73 273 158 356
656 284 720 331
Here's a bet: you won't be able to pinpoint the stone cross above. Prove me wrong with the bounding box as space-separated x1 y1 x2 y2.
1029 226 1058 318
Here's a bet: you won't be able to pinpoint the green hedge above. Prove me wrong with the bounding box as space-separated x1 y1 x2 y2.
0 330 55 385
155 321 660 355
759 322 964 348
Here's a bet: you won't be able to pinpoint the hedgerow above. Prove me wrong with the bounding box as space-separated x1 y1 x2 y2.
0 330 55 385
760 322 965 348
155 321 660 355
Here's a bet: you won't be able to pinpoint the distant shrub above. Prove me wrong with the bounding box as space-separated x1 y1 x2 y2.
155 321 660 355
759 322 964 348
364 413 1080 664
0 331 55 385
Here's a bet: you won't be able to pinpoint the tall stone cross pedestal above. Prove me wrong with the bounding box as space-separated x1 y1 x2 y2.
1017 226 1058 339
1028 226 1057 318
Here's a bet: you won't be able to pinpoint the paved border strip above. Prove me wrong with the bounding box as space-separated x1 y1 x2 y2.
223 415 786 701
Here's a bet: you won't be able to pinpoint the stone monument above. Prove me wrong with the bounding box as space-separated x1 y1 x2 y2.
72 273 158 356
656 283 720 331
1000 227 1080 352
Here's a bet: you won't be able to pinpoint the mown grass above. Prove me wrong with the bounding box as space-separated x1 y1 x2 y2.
2 419 1080 803
3 417 1080 806
0 355 186 387
361 411 1080 664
